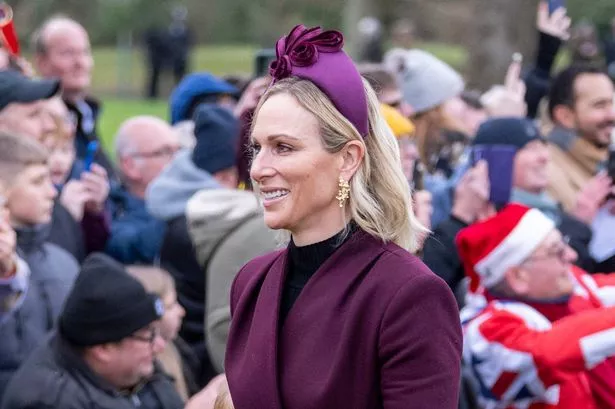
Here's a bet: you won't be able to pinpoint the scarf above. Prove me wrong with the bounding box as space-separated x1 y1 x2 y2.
510 188 561 224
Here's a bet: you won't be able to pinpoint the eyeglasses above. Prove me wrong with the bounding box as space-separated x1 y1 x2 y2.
131 145 179 159
128 327 160 345
523 236 570 264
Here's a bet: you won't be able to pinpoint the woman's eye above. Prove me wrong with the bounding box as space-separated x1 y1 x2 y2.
275 144 292 153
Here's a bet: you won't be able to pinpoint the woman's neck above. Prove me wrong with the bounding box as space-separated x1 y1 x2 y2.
290 214 351 246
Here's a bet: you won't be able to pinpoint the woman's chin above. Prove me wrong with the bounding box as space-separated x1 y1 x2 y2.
264 214 288 231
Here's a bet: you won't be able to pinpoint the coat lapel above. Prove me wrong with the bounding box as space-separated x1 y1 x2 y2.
283 230 387 321
228 250 288 409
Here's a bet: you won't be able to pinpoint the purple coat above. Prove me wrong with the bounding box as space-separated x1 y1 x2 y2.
226 230 462 409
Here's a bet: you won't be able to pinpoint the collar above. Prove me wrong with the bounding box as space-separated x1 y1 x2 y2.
54 332 166 398
54 333 123 396
548 126 608 174
63 96 101 114
510 188 561 223
15 223 51 253
486 290 571 322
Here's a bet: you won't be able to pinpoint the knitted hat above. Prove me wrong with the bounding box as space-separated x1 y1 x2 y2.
59 253 164 346
169 73 238 125
383 48 464 114
192 103 239 174
455 204 555 289
473 117 543 150
381 104 415 138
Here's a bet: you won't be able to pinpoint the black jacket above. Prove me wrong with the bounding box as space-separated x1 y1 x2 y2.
64 98 118 184
422 210 596 304
159 215 217 386
49 201 86 263
523 31 563 119
1 333 184 409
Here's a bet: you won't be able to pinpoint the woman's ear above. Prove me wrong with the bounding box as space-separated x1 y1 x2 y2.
339 140 365 181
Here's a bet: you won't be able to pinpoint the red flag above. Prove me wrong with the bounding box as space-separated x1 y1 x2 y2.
0 3 19 56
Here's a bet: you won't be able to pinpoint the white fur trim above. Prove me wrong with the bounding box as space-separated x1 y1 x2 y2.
475 209 555 288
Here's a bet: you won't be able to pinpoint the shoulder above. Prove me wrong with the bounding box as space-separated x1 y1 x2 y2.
373 244 461 327
42 244 79 276
465 301 551 339
377 243 451 292
4 346 86 409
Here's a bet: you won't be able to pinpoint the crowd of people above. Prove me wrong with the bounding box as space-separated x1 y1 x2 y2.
1 1 615 408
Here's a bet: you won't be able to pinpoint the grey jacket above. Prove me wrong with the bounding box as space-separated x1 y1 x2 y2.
0 225 78 399
186 189 278 372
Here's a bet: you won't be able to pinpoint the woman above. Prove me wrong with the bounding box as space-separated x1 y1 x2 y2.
225 25 462 409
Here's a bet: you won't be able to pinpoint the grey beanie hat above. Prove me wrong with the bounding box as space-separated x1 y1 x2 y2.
384 48 464 114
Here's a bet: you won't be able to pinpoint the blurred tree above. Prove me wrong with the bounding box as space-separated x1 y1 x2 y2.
467 0 538 91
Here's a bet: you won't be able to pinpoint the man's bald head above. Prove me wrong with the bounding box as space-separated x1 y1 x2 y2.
33 16 93 101
114 116 180 198
115 116 178 157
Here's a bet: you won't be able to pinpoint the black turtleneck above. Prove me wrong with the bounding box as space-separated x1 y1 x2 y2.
279 224 354 325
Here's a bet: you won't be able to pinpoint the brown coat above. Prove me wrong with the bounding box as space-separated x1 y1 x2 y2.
547 137 607 212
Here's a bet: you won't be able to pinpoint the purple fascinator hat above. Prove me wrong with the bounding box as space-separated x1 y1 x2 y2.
269 25 369 137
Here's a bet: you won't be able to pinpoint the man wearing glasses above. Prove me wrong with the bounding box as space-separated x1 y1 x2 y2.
458 204 615 409
106 116 180 264
1 253 184 409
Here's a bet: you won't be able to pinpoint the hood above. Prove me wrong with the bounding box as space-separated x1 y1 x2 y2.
169 73 238 125
145 149 220 221
186 188 263 265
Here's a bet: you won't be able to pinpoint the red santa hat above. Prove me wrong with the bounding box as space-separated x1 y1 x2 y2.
455 204 555 289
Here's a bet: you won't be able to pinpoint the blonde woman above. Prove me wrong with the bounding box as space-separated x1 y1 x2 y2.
224 25 462 409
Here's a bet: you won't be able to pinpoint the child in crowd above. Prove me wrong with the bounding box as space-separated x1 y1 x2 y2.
126 265 200 401
42 96 110 260
0 131 79 398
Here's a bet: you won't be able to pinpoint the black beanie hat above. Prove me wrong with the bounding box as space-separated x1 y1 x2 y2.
191 103 239 174
473 117 543 150
59 253 164 347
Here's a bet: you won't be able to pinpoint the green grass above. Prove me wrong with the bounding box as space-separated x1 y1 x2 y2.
92 42 467 98
91 45 256 98
98 98 167 154
95 42 467 153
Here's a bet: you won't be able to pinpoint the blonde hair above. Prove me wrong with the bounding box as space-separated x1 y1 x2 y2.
254 77 426 252
125 265 175 298
412 104 468 172
0 131 49 185
214 381 234 409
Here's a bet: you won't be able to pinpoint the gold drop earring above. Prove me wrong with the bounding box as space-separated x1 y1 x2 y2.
336 177 350 208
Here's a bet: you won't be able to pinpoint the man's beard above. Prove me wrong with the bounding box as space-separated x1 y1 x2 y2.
577 119 615 149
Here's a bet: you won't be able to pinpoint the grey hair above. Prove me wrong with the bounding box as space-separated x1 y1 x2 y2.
31 14 83 55
114 129 137 158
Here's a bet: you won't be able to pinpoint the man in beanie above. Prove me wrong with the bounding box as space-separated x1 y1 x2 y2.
457 204 615 409
146 103 239 384
106 116 180 264
1 253 184 409
423 117 597 295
